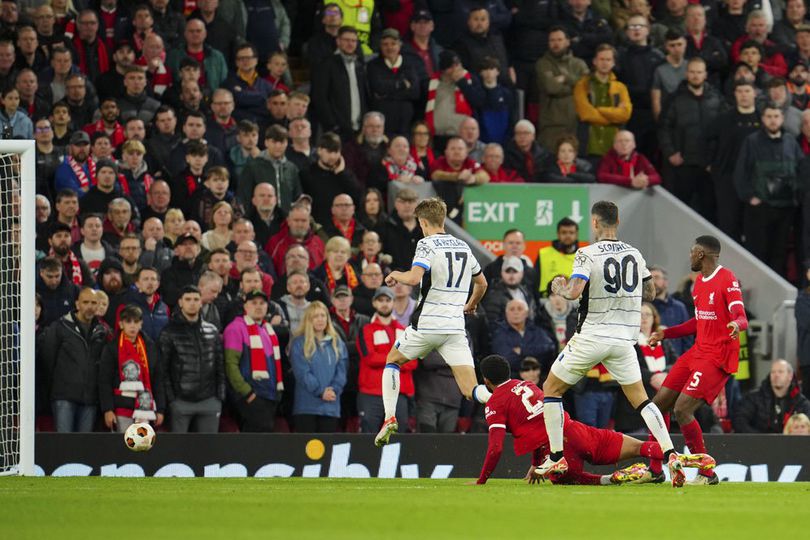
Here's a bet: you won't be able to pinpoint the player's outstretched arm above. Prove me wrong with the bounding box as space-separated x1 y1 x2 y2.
464 273 488 314
476 427 506 485
385 265 426 287
551 275 587 300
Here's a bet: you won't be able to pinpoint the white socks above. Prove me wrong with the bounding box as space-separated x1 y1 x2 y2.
382 364 400 418
543 397 565 454
472 384 491 404
639 401 674 453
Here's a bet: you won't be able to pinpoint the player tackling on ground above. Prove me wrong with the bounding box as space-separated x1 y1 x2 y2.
475 355 714 485
536 201 685 486
374 197 491 447
644 235 748 485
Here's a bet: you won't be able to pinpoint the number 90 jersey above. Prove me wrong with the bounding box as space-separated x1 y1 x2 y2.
570 240 651 345
410 233 481 335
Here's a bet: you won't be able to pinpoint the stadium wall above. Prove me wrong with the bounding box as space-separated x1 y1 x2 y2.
35 434 810 482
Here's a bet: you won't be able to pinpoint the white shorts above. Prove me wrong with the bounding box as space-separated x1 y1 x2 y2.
394 327 474 367
550 333 642 386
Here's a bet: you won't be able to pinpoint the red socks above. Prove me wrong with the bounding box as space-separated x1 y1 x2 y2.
681 419 706 453
640 441 664 460
646 413 670 475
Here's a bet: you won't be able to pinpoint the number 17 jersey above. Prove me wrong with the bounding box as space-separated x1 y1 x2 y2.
571 240 651 346
411 233 481 335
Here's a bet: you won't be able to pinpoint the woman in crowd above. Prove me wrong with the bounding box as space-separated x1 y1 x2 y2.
201 201 234 251
410 121 435 176
313 236 359 294
290 301 348 433
784 413 810 435
163 208 185 246
98 305 164 433
357 188 388 237
542 135 596 183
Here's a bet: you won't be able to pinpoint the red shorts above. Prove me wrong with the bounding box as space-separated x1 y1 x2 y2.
662 345 734 403
563 419 623 467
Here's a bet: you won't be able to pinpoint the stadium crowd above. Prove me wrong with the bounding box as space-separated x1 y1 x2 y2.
12 0 810 434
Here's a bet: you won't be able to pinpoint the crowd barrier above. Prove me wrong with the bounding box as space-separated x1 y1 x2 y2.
35 434 810 481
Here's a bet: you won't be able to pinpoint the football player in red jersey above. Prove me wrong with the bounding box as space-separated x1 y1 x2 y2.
648 235 748 485
474 355 714 486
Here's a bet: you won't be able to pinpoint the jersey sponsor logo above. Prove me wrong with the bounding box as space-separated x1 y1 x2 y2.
484 407 495 418
727 286 741 293
696 309 718 321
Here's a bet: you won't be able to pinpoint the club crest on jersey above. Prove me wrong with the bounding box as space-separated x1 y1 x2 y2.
709 292 715 305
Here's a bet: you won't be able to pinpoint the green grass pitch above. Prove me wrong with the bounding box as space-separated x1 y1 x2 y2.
1 478 807 539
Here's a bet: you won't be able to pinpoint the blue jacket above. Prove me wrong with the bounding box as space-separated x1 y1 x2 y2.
491 320 557 378
54 159 94 198
652 295 693 357
290 334 347 418
120 288 170 343
0 109 33 139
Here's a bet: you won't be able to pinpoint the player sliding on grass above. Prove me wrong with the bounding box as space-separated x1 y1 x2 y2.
475 355 716 485
644 235 748 485
374 197 491 447
536 201 686 486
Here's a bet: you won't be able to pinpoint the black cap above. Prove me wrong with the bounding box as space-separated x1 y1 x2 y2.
179 57 201 70
98 257 124 276
244 289 268 303
69 131 90 145
411 9 433 22
438 50 460 71
173 233 199 248
520 357 541 372
333 284 351 297
373 286 394 300
95 158 118 174
49 222 72 237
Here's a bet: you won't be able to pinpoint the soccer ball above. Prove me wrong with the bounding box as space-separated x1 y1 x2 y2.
124 422 156 452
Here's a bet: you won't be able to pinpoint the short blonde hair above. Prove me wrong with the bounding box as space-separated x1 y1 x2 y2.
415 197 446 227
122 139 146 155
784 413 810 434
325 235 351 254
210 201 234 228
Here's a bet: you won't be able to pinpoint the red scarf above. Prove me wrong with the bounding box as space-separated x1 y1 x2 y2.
332 217 356 242
382 156 418 181
410 146 435 169
51 247 83 285
557 160 577 176
186 173 201 196
325 263 359 292
142 172 155 193
86 119 125 149
801 135 810 156
182 0 198 16
244 316 282 383
72 36 110 75
117 173 131 196
115 332 156 421
68 156 96 192
618 152 639 178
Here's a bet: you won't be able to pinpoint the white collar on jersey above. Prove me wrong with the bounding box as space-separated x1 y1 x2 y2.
701 265 723 282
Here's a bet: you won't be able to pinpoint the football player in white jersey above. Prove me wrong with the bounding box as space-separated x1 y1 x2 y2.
374 197 490 447
535 201 686 487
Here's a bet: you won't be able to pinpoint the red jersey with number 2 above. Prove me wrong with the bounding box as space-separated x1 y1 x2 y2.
692 266 744 367
485 379 570 456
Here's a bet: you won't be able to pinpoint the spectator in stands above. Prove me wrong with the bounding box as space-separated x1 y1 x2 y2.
784 413 810 434
426 50 482 138
49 102 72 149
240 125 302 213
503 120 549 183
766 78 803 136
312 25 368 140
730 10 788 78
198 271 224 331
36 195 51 225
518 357 542 385
684 5 727 88
244 183 285 250
735 103 804 275
228 120 260 184
99 304 164 433
121 267 169 343
409 121 435 176
788 25 810 68
49 221 94 286
222 265 280 328
265 51 292 93
328 284 369 430
458 116 486 162
323 193 365 247
266 203 326 275
270 243 331 303
117 66 160 124
223 289 284 432
355 188 386 238
118 234 143 286
484 228 537 291
138 217 170 270
159 285 225 433
313 236 359 295
307 2 342 68
78 159 122 216
343 112 388 189
772 0 808 54
431 136 489 220
206 88 238 156
558 2 611 62
279 270 312 334
228 240 274 297
301 132 362 227
101 197 136 249
0 86 32 138
97 257 127 324
286 116 315 173
597 130 661 189
262 89 288 130
649 265 692 357
542 135 596 183
414 347 463 433
535 218 579 296
401 9 440 93
119 141 153 216
71 10 109 83
367 28 420 137
368 135 425 191
482 256 537 323
73 214 112 277
707 80 761 241
190 0 239 70
481 142 524 182
491 298 556 378
536 26 590 149
651 30 687 121
95 40 133 100
36 256 79 329
200 201 234 251
536 284 577 354
290 301 348 432
787 63 809 110
453 6 512 85
352 261 384 317
166 18 228 93
35 119 60 198
54 131 95 198
15 25 47 74
357 286 411 433
733 359 810 433
222 43 271 121
39 287 111 432
658 58 725 218
574 43 632 158
389 281 414 328
160 233 203 308
45 191 81 253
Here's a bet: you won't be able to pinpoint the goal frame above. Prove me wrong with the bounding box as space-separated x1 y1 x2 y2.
0 140 35 476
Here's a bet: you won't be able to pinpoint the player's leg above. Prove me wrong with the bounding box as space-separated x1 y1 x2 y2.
672 392 718 483
375 345 411 446
645 359 692 474
439 334 492 404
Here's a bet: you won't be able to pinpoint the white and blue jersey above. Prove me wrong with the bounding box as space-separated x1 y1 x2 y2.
410 233 481 334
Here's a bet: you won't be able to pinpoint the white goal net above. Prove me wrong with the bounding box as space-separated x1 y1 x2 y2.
0 142 35 476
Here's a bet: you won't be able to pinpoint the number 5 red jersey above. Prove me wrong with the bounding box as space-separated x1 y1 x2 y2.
691 266 745 363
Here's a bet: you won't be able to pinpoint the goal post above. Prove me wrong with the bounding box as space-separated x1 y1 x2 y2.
0 140 35 476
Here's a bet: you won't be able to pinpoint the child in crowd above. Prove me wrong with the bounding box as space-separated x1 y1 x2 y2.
119 140 154 215
0 87 33 139
477 56 515 146
171 140 209 214
189 166 243 231
265 50 292 93
228 120 261 184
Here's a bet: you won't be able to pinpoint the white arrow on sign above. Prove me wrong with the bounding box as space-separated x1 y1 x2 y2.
570 200 583 223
